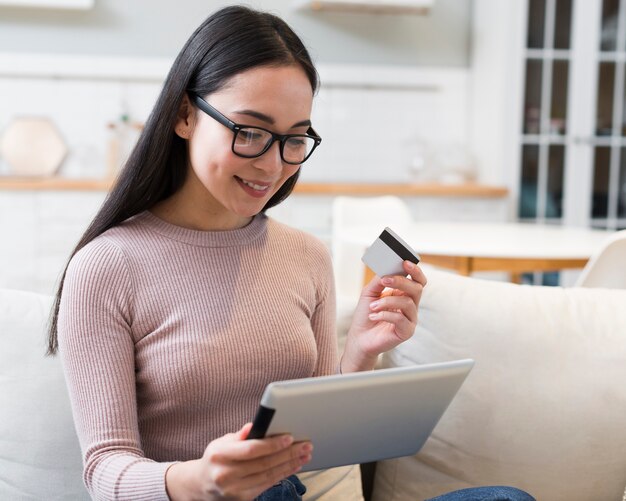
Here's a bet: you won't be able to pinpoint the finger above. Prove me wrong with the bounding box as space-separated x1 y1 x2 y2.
383 264 426 299
237 422 254 440
237 451 312 499
404 261 427 286
209 433 294 465
239 441 312 477
368 310 415 338
380 274 423 303
213 445 312 499
361 271 387 298
369 295 417 324
215 422 253 446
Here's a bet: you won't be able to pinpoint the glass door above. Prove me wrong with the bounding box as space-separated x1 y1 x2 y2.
592 0 626 230
517 0 625 284
520 0 626 231
519 0 574 284
519 0 573 225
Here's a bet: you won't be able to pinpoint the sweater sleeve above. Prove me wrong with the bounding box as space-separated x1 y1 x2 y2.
57 237 175 501
307 237 339 377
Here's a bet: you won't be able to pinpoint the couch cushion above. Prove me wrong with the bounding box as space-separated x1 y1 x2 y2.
372 269 626 501
301 464 364 500
0 289 88 500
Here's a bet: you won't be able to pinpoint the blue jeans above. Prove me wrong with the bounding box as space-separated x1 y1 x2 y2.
426 486 536 501
253 476 534 501
254 475 306 501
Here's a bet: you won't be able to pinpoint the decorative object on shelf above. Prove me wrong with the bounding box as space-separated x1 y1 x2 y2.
0 117 68 177
433 143 476 184
407 138 476 185
106 114 143 179
406 137 437 182
293 0 433 15
0 0 94 9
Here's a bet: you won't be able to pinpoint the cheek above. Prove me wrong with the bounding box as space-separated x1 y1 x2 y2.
281 165 300 183
187 134 235 178
187 119 233 167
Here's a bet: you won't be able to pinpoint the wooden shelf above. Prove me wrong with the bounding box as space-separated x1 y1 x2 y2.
0 177 508 198
293 182 508 198
0 177 112 191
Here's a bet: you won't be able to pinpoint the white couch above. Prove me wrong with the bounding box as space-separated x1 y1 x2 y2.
368 269 626 501
0 289 87 500
2 268 626 500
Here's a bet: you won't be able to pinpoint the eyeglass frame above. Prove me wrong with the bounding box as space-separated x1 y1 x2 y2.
188 92 322 165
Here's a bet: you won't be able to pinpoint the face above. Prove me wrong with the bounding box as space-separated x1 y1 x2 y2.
175 64 314 229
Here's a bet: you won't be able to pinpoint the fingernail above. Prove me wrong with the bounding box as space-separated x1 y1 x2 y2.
369 312 380 321
405 260 415 269
282 435 293 446
301 443 313 453
382 277 393 286
369 300 380 310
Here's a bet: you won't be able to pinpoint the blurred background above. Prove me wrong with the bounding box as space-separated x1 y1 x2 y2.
0 0 624 294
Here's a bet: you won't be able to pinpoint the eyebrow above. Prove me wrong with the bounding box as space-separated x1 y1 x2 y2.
234 109 311 128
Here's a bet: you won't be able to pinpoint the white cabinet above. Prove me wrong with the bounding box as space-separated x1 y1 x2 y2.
472 0 626 232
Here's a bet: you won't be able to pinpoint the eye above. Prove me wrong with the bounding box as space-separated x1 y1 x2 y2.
285 137 306 148
238 128 266 143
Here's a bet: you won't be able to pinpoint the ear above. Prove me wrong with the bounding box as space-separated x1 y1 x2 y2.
174 94 195 139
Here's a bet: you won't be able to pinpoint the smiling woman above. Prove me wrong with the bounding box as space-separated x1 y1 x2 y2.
44 5 527 501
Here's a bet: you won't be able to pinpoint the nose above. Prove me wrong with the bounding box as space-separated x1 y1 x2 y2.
253 139 284 175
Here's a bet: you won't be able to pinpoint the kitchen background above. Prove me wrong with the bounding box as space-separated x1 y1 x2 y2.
0 0 624 294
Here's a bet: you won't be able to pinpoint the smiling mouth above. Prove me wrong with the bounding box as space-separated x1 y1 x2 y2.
236 176 271 192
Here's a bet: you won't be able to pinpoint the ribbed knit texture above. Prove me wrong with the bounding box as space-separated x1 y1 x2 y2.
57 211 338 500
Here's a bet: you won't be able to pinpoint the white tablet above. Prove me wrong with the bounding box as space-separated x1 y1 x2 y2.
248 359 474 472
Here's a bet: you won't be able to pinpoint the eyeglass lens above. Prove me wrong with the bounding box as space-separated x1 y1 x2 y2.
235 128 316 163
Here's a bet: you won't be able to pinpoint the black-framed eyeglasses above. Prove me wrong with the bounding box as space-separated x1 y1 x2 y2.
189 92 322 165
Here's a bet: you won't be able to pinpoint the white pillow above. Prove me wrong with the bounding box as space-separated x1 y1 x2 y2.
301 464 364 500
0 289 88 500
372 269 626 501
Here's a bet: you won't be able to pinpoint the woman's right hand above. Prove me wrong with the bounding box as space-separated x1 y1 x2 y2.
165 422 312 501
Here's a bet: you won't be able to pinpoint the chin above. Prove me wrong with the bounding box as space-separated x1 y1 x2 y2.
234 206 265 219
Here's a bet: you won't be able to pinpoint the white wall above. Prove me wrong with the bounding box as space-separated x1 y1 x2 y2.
0 0 471 67
0 54 471 183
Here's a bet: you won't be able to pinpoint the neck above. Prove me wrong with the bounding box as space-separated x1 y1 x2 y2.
151 177 252 232
150 201 253 231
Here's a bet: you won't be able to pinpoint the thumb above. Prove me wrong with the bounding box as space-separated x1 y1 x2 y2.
361 272 386 299
237 422 253 441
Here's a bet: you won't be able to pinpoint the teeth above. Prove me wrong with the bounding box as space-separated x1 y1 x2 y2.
241 179 270 191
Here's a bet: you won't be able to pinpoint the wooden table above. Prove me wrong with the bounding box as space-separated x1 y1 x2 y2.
342 221 615 283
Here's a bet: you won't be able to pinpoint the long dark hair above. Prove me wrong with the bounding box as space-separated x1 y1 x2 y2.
46 5 319 355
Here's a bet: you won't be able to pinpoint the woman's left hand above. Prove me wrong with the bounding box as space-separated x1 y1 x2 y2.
341 260 427 373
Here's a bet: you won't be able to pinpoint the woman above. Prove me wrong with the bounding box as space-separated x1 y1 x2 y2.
49 6 532 501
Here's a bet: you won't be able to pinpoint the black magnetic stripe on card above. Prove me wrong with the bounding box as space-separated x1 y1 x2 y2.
379 229 419 264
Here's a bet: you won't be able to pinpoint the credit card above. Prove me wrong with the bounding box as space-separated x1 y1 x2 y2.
361 227 420 277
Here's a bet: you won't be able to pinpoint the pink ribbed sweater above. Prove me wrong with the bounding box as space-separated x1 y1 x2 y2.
57 211 338 500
